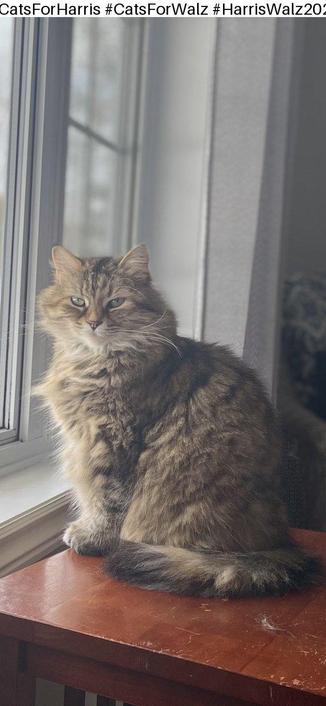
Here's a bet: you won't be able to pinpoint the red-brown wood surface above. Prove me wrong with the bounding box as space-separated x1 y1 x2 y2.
0 529 325 705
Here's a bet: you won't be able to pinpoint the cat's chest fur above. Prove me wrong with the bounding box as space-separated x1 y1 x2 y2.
43 355 139 452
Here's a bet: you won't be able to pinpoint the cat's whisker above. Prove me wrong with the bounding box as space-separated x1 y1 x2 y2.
141 311 168 329
144 331 182 357
98 326 181 357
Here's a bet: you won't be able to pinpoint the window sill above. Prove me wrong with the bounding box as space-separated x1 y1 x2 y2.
0 463 71 576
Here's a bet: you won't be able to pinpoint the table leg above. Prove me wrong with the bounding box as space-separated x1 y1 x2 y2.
64 686 86 705
0 636 35 706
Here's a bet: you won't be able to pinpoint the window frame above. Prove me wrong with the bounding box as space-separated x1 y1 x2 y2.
0 19 33 445
0 19 72 477
0 18 145 478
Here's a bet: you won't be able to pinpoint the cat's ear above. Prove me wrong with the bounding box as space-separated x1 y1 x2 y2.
51 246 82 279
118 244 150 280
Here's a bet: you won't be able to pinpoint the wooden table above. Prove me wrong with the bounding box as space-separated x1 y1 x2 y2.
0 529 325 706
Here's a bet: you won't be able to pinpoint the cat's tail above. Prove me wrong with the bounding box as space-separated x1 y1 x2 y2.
104 539 321 597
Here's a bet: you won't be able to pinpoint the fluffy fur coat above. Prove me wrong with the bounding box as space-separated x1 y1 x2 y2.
37 244 319 597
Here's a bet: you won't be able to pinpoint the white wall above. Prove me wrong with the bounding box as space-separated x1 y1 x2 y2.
196 19 295 394
135 18 216 337
203 20 278 358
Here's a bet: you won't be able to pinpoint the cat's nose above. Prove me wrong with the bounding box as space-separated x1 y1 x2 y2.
87 319 101 330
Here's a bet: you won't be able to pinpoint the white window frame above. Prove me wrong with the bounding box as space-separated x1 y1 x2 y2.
0 19 36 446
0 18 145 479
0 19 72 477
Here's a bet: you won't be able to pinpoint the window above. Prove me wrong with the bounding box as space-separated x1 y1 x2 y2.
0 19 14 255
0 19 143 476
64 19 143 256
0 18 16 437
0 20 37 453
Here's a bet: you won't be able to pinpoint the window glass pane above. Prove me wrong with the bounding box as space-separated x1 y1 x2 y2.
0 19 15 431
0 19 14 274
64 18 141 258
69 18 125 145
64 126 117 256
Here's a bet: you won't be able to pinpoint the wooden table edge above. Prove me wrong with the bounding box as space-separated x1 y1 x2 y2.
0 610 325 706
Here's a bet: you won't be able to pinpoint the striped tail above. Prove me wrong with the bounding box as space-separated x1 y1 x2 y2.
105 539 321 597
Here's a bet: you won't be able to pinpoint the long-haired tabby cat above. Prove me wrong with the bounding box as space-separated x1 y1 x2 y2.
37 244 319 597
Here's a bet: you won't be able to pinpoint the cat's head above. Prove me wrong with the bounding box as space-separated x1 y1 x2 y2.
38 244 176 354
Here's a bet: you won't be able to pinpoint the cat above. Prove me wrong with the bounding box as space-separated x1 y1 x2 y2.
37 244 320 597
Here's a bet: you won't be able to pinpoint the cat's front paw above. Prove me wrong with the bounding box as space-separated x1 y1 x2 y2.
63 521 105 556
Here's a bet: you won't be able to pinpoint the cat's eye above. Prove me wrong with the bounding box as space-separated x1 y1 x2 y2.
108 297 125 310
71 296 85 308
